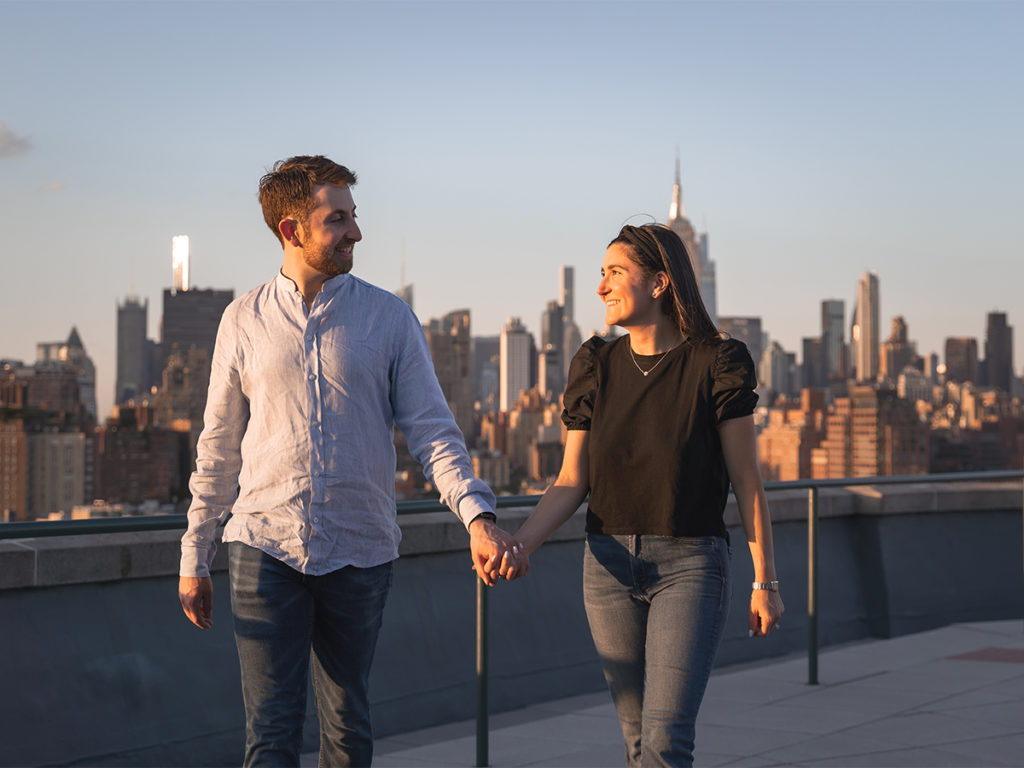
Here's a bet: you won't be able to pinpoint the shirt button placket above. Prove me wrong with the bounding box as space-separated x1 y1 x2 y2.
307 314 322 514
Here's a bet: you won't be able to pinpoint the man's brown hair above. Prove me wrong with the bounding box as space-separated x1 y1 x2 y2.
258 155 358 245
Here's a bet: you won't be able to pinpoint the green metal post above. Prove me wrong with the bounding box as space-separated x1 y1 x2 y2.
808 485 819 685
476 577 489 767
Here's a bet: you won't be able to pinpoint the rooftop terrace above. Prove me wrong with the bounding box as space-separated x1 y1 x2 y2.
1 475 1021 766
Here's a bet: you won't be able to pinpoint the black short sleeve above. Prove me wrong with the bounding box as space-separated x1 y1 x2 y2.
712 338 758 424
561 336 604 430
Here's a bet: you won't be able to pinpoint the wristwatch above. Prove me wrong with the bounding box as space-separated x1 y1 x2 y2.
752 581 780 592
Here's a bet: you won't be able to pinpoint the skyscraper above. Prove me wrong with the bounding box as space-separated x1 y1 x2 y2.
559 266 575 326
559 266 583 377
116 296 155 405
162 233 233 370
423 309 474 439
499 317 534 412
821 299 845 380
161 288 234 363
761 341 796 401
394 283 414 310
539 300 565 402
666 156 717 322
944 337 979 384
849 385 928 477
36 327 97 421
802 337 826 389
983 311 1014 392
880 316 914 381
395 251 414 311
537 344 562 404
472 336 500 412
853 272 880 382
0 420 28 521
718 317 763 373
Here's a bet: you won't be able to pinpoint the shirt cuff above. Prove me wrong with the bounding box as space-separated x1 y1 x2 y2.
179 544 213 579
457 493 495 530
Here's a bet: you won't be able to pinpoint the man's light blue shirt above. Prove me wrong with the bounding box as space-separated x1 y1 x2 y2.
180 271 495 578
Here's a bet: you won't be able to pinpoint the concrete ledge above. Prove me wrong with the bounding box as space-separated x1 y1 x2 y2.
0 504 588 590
0 484 1017 592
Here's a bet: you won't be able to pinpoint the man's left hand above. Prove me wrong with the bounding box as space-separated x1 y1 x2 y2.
469 518 529 585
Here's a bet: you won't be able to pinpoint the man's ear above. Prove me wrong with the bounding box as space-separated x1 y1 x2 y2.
279 218 302 247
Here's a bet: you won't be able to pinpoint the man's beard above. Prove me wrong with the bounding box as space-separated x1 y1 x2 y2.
301 233 353 277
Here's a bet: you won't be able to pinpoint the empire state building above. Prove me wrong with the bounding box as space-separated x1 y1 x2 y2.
666 158 717 323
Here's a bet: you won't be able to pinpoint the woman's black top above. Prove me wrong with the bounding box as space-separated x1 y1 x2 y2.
561 334 758 539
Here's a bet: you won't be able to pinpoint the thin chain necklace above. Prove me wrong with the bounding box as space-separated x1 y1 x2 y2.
628 342 676 377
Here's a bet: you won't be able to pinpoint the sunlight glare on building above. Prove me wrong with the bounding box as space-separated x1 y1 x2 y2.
172 235 190 294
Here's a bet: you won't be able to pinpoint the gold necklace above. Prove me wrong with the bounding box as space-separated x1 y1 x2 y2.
628 343 675 377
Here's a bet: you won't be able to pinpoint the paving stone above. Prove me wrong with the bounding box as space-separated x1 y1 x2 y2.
700 701 880 734
755 730 904 765
753 680 939 717
806 746 983 767
936 698 1024 729
841 711 1018 749
928 688 1023 711
696 722 814 758
935 733 1024 767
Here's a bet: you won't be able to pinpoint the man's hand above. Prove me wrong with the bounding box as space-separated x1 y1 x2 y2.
469 518 529 586
179 576 214 629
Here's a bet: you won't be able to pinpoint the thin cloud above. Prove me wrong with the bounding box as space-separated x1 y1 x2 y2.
0 121 31 157
38 181 63 193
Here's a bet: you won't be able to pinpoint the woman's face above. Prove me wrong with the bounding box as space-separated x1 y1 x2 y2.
597 243 662 329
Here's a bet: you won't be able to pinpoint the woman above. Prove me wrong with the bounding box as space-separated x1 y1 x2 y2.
510 223 784 767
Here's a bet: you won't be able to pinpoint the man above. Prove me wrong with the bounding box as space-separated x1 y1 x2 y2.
179 155 524 767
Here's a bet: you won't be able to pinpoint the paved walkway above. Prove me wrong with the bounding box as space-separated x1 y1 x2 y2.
308 620 1024 767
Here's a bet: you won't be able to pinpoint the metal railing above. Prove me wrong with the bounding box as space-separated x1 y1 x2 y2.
2 473 1022 767
760 470 1024 686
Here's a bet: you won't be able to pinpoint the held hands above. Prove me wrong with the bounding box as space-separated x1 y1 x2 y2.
749 586 785 637
468 518 530 586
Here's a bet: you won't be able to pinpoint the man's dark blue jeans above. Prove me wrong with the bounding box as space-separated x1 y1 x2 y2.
228 542 393 767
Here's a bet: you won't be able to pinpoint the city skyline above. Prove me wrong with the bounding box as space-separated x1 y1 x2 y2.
2 1 1022 420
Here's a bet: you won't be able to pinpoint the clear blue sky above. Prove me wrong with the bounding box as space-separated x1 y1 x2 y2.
2 0 1021 420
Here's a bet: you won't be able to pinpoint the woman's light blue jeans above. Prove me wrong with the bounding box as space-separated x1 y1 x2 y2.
583 533 731 768
228 542 393 767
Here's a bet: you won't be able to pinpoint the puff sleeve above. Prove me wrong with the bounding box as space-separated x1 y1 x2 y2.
711 338 759 425
561 337 603 430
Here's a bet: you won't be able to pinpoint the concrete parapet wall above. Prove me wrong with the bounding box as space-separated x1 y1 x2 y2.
0 483 1020 766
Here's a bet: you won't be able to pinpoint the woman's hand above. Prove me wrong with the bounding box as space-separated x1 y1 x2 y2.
749 588 785 637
